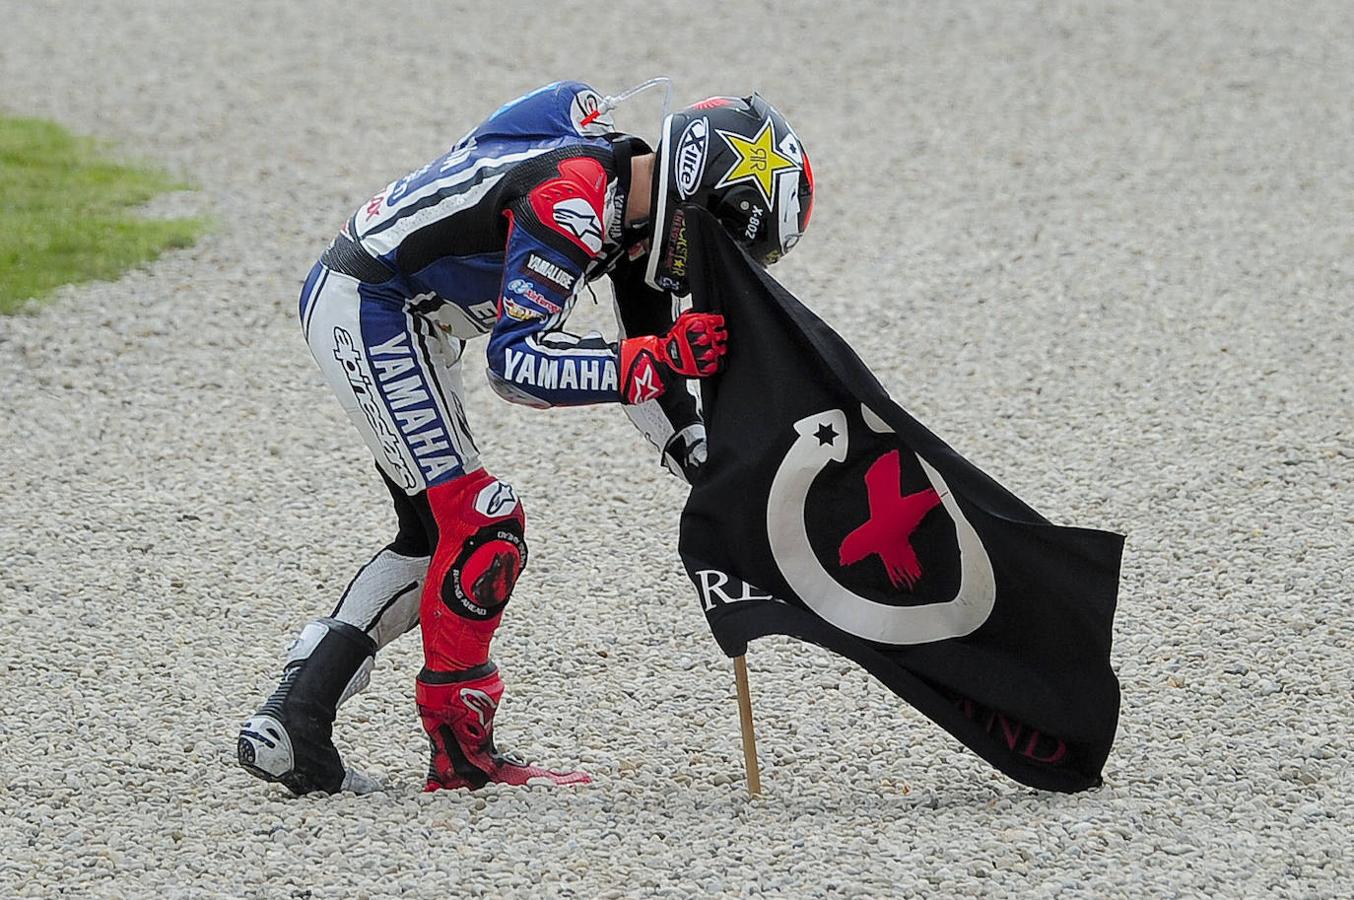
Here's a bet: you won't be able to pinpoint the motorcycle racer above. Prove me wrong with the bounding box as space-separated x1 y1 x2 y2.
237 80 814 794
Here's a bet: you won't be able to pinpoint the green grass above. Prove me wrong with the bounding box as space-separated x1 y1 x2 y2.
0 115 207 313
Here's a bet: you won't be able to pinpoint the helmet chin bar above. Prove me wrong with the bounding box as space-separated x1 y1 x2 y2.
644 112 680 293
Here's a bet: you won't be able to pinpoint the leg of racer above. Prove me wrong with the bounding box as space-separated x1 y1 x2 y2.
236 470 432 793
414 469 589 790
324 471 431 655
240 264 583 793
239 265 462 794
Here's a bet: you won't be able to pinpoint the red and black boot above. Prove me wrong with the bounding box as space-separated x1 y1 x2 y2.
415 663 590 791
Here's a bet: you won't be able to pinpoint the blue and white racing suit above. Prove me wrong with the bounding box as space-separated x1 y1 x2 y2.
293 82 701 665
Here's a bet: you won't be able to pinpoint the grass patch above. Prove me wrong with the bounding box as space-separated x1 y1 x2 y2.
0 115 207 313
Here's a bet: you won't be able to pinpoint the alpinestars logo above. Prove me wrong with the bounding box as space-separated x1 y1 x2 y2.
624 352 663 404
333 327 464 487
474 479 519 518
331 327 418 490
460 688 496 728
553 198 603 254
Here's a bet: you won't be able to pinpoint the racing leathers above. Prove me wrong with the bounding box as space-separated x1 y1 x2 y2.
237 81 723 794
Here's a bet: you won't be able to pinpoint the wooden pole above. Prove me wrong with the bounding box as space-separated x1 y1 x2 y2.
733 655 762 797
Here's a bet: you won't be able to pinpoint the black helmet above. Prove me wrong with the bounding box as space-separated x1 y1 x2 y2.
645 94 815 294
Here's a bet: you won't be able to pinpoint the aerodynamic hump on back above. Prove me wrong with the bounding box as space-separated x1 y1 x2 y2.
464 81 617 145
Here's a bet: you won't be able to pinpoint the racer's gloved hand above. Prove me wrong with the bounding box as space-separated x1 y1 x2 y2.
619 311 728 405
663 423 708 484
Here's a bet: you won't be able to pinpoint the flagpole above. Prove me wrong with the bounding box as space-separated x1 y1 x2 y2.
733 655 762 797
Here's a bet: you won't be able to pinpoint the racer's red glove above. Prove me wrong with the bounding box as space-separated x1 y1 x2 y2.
618 311 728 405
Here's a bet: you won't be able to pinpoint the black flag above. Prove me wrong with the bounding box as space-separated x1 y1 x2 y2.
678 207 1124 793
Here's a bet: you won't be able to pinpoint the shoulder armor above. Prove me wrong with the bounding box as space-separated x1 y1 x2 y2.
526 156 609 257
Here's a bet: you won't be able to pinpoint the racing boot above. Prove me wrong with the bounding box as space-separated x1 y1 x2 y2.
237 618 382 795
415 663 590 791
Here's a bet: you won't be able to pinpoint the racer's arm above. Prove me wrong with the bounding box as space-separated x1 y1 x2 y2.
483 188 621 408
485 157 725 410
610 253 709 482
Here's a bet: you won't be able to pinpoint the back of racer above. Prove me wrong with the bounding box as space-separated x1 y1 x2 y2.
313 80 681 415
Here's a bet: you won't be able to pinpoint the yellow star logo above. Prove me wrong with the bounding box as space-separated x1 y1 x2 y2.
716 118 799 206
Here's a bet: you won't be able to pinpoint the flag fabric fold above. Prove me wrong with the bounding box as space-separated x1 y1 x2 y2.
677 207 1124 793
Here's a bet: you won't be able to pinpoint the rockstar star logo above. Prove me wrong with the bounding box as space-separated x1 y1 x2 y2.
716 118 800 206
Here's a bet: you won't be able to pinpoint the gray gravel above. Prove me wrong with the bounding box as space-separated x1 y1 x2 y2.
2 1 1352 897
